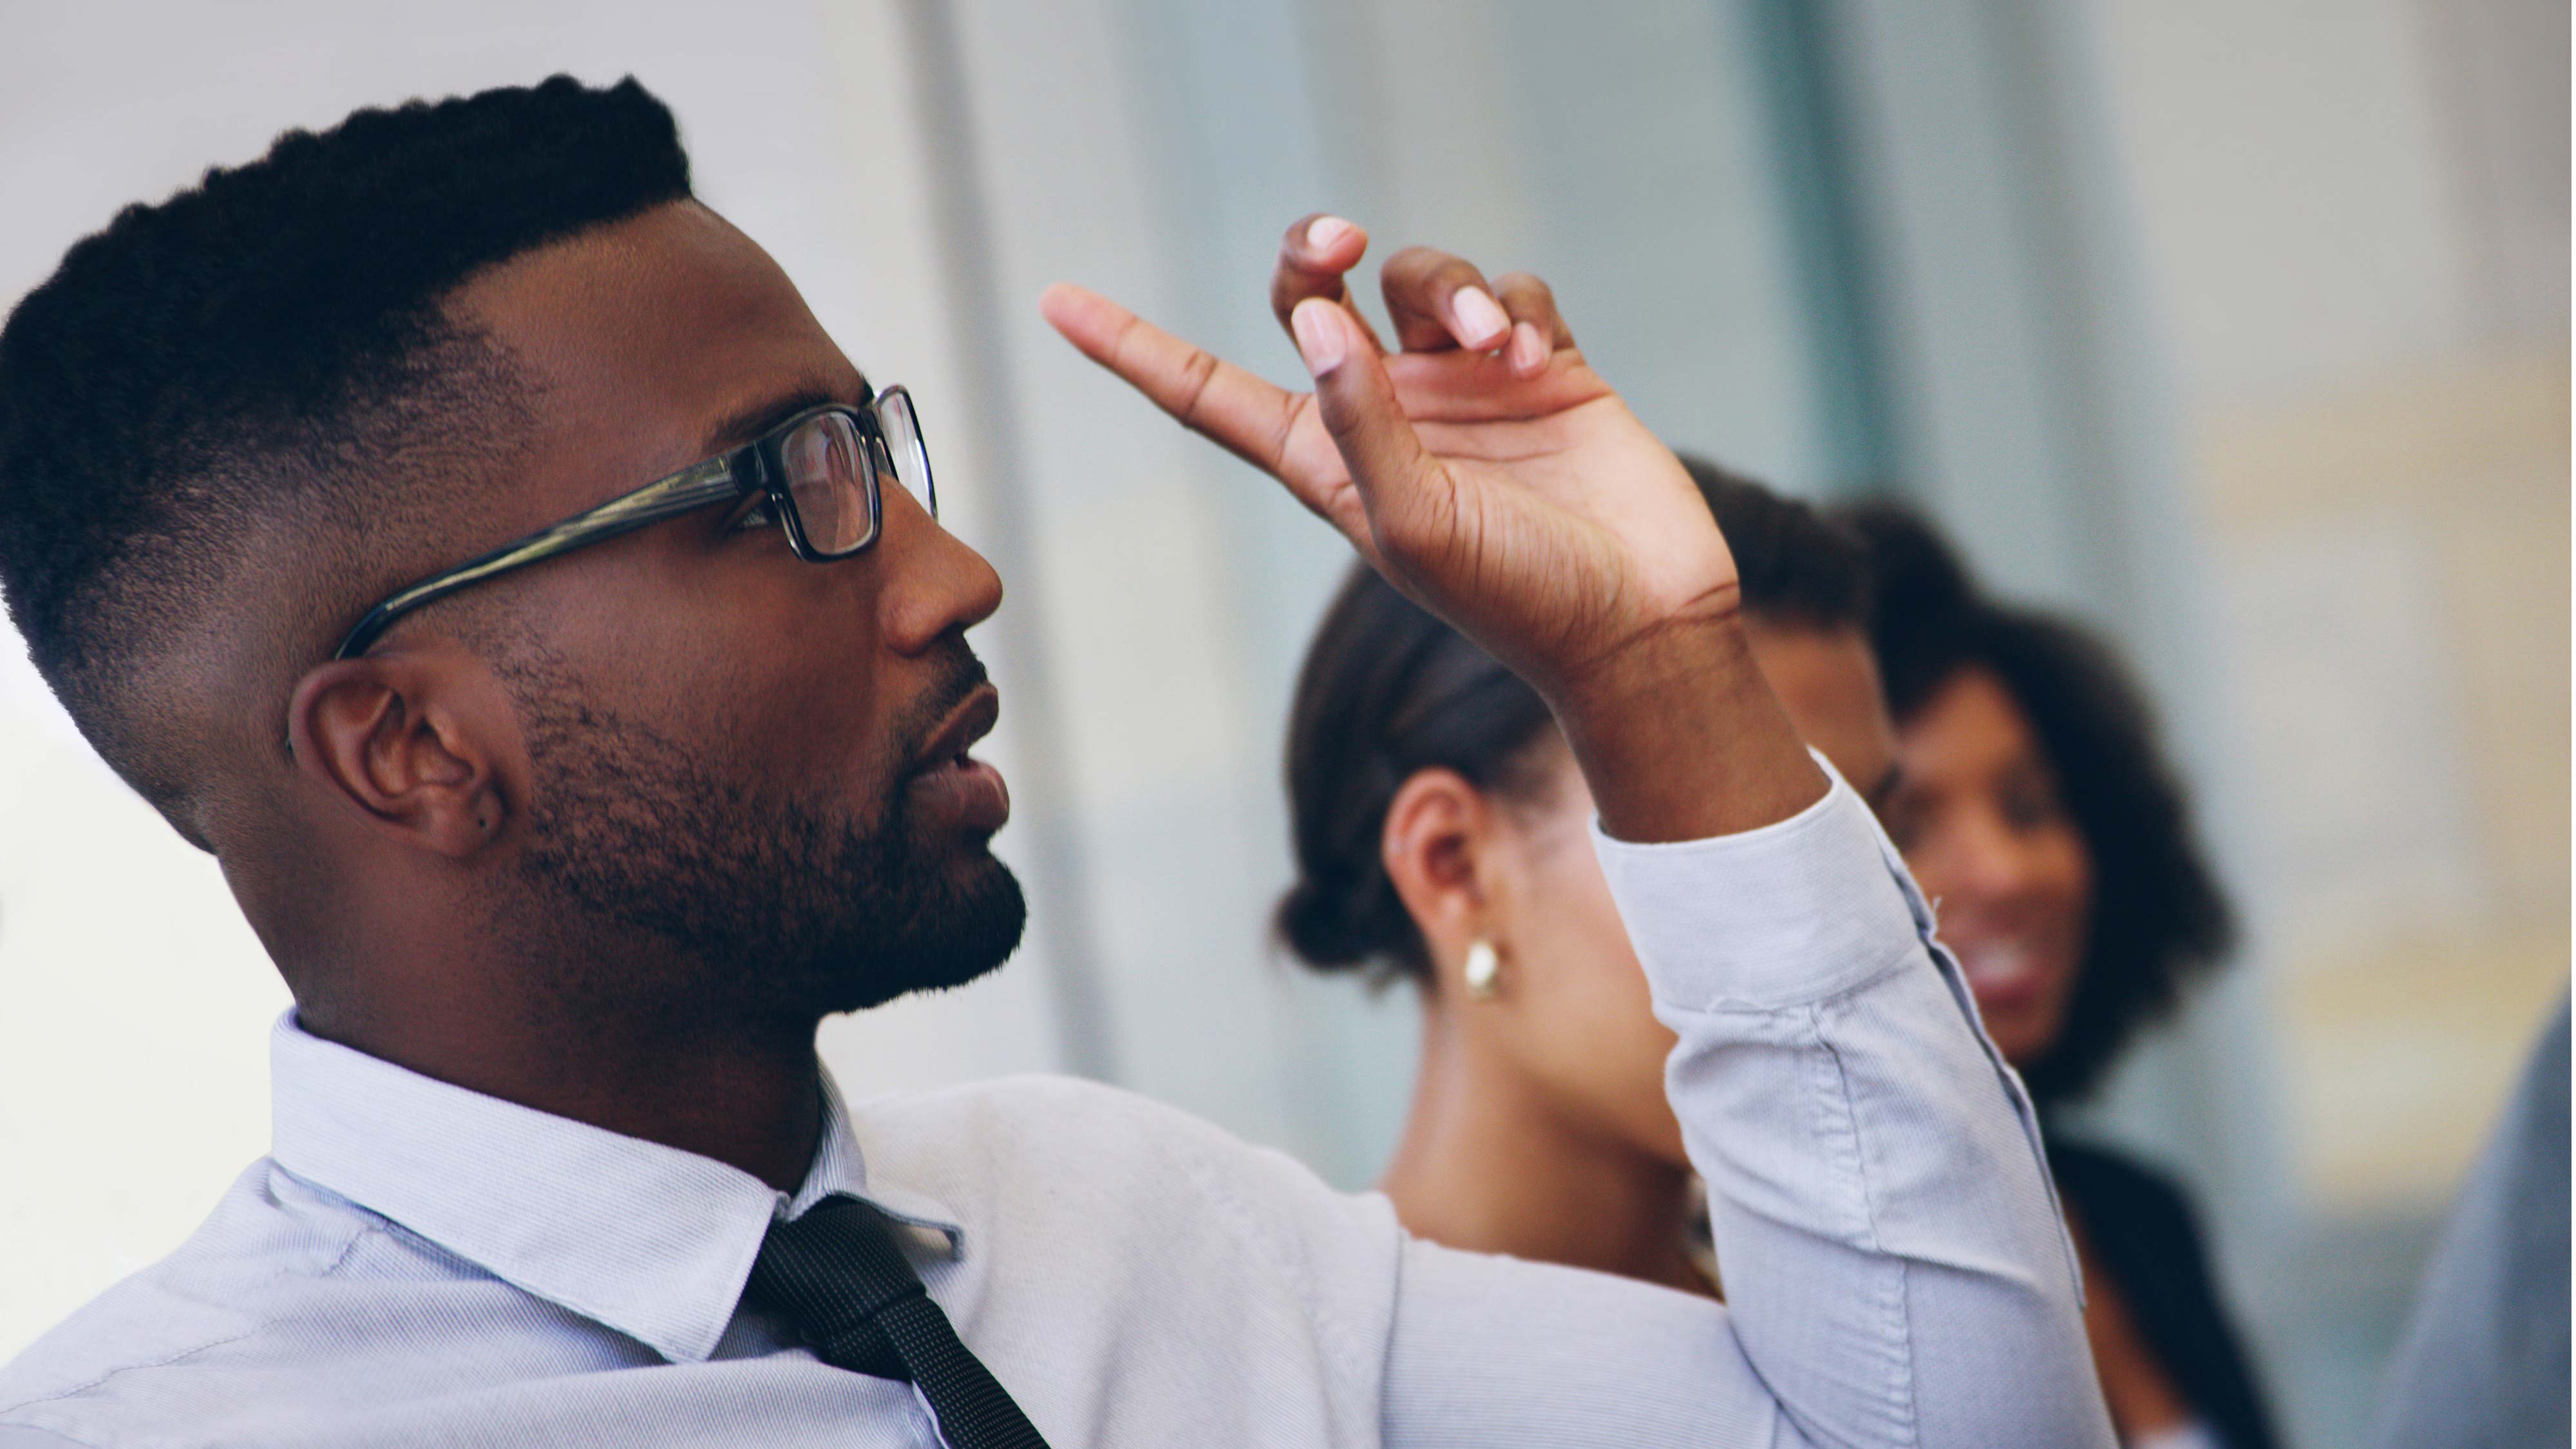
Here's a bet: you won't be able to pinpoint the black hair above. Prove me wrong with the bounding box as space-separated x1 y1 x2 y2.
1276 455 1871 981
1841 500 2235 1103
0 75 692 833
1690 455 1871 630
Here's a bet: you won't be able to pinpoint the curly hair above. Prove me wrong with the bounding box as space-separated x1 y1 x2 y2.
0 75 691 835
1842 500 2235 1103
1277 457 1871 981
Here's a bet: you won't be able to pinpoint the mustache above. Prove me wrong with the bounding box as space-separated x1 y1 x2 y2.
893 638 992 777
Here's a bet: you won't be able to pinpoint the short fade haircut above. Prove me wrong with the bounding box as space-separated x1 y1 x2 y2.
0 75 692 838
1841 500 2237 1104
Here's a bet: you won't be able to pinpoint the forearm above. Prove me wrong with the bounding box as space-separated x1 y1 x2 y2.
1600 765 2113 1448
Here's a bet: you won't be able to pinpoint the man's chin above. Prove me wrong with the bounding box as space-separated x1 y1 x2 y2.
810 855 1029 1016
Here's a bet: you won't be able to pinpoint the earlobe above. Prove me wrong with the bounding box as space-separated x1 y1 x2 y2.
465 780 506 842
1381 768 1506 985
287 656 511 858
1461 938 1503 999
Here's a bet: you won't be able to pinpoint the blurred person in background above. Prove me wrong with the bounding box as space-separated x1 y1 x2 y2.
1274 458 1896 1298
2372 996 2569 1449
1843 502 2280 1449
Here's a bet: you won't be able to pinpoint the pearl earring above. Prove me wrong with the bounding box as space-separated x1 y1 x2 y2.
1463 939 1501 1000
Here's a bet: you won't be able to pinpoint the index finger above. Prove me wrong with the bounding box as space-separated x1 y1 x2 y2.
1041 281 1314 484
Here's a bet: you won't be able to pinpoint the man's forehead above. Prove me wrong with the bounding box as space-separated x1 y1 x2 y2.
446 200 869 499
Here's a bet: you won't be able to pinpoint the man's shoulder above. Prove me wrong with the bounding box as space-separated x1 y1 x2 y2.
851 1070 1230 1142
848 1072 1399 1264
0 1160 380 1430
848 1075 1405 1408
0 1268 260 1436
850 1072 1336 1194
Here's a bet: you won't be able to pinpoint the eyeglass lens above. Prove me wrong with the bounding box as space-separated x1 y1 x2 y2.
775 395 935 559
781 411 873 555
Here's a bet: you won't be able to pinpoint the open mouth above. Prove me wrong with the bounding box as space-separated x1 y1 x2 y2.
905 683 1010 833
1946 936 2056 1010
912 684 1001 777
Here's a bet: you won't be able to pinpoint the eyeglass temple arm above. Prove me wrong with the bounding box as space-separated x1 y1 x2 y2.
330 461 746 660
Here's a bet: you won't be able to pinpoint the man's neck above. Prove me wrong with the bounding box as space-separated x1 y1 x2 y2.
298 983 826 1193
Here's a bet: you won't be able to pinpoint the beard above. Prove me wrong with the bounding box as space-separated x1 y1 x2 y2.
496 645 1027 1026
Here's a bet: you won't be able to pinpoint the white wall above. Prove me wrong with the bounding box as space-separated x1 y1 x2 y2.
2081 1 2568 1443
2093 0 2567 1218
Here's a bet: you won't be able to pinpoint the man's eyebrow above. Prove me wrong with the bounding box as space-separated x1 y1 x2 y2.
697 379 866 457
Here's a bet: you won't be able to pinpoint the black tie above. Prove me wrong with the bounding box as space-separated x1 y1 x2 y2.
747 1194 1052 1449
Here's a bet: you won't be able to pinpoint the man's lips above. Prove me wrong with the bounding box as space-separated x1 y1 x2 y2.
907 683 1010 833
912 683 1001 777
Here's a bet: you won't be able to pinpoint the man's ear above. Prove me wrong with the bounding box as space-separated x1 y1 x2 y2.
1381 767 1509 977
285 650 514 858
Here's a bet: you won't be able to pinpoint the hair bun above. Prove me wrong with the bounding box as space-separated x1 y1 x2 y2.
1274 872 1381 972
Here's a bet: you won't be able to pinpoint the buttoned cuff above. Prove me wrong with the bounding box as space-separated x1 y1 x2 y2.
1590 752 1926 1012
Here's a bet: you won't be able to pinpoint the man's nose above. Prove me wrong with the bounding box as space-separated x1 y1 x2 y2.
877 486 1003 654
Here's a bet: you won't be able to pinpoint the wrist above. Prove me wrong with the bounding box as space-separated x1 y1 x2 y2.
1549 614 1826 844
1548 607 1745 728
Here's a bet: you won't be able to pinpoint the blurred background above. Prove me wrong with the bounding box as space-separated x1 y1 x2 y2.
0 1 2562 1443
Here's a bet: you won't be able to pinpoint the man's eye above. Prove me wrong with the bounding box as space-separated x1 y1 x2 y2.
730 500 778 534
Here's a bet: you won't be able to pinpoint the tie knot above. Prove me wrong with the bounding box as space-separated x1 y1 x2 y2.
748 1195 925 1375
744 1193 1054 1447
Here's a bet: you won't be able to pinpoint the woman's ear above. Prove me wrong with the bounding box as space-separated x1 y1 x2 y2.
1382 767 1508 985
286 651 513 859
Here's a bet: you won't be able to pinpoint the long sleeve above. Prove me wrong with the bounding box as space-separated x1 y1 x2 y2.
1382 759 2114 1448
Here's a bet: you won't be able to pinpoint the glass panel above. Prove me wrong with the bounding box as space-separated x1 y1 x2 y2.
782 410 871 554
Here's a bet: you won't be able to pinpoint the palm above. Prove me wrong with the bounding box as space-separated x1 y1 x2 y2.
1293 352 1733 684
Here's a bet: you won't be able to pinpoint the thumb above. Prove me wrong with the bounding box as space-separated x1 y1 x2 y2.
1290 298 1450 555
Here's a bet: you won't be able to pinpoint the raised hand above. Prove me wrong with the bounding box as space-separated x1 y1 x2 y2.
1041 216 1823 840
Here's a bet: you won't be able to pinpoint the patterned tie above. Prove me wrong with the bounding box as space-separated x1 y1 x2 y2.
748 1194 1052 1449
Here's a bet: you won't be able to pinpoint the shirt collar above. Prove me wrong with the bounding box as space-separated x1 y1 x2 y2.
267 1012 962 1364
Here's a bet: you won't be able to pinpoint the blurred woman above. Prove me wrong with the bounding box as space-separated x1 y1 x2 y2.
1274 458 1897 1298
1844 502 2279 1449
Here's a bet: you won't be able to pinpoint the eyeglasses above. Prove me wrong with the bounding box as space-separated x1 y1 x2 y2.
330 386 934 660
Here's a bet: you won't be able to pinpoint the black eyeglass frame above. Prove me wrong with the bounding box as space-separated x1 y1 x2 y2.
329 388 933 661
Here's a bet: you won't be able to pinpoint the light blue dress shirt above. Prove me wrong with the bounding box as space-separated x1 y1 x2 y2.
0 768 2115 1446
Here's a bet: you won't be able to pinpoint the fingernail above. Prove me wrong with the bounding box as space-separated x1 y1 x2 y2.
1452 287 1509 345
1291 299 1347 375
1307 215 1354 254
1509 321 1548 374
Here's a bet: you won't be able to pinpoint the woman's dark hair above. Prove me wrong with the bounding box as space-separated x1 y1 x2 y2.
1840 500 2235 1103
1277 456 1869 982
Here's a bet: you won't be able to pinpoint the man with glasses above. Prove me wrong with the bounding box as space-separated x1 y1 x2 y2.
0 77 2110 1447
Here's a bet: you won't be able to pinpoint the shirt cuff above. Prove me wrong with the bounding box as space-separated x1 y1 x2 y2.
1590 751 1926 1012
